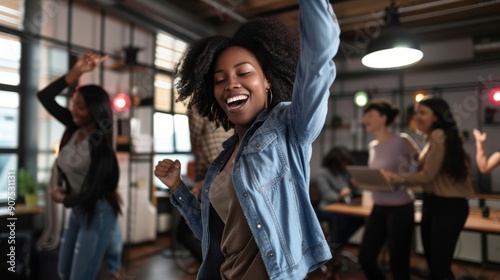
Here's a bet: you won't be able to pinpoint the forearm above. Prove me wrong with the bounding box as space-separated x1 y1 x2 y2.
166 178 183 193
170 183 203 239
290 0 340 142
388 171 432 186
37 76 68 102
37 76 73 125
475 142 489 173
299 0 339 58
317 183 340 203
390 130 446 185
64 67 85 85
477 149 500 173
316 174 340 202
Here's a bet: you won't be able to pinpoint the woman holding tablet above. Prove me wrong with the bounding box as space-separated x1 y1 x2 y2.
358 100 419 280
383 97 475 280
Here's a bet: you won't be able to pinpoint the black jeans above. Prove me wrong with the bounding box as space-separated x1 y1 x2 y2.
359 202 415 280
421 194 469 280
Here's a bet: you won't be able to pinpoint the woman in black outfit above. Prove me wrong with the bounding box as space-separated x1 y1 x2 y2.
37 52 121 280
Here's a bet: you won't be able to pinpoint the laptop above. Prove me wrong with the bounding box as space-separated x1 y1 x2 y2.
346 165 394 192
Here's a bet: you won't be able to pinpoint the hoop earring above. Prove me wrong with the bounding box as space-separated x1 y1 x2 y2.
266 88 273 110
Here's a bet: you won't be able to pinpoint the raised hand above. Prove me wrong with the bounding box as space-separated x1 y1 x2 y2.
473 129 487 144
65 52 109 85
73 52 108 74
154 159 182 192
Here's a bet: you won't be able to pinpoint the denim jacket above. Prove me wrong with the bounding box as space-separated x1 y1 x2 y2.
170 1 340 279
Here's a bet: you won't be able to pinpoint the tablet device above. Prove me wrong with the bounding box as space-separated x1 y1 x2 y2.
346 166 394 191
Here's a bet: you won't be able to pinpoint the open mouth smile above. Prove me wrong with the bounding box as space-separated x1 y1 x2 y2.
225 94 249 112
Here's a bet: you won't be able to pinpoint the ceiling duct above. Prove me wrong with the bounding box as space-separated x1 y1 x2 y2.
474 35 500 59
80 0 124 6
76 0 216 40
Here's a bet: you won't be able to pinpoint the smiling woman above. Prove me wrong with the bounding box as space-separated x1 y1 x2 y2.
383 97 475 280
213 46 270 135
154 1 341 279
37 52 122 280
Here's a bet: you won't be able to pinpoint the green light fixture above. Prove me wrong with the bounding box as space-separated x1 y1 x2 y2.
354 91 369 107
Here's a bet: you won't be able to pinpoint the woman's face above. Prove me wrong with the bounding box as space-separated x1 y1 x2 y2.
362 109 387 133
69 91 93 127
213 46 270 130
413 103 437 134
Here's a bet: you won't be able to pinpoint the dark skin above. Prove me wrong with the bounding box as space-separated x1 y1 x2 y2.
50 52 108 203
155 46 271 191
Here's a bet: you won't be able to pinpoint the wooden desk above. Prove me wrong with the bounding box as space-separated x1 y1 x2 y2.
323 204 500 234
475 193 500 200
324 203 500 267
0 205 43 219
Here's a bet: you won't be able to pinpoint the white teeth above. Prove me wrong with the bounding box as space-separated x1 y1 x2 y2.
227 95 248 104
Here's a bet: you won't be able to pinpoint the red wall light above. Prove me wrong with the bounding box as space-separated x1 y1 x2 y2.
490 88 500 105
112 93 131 112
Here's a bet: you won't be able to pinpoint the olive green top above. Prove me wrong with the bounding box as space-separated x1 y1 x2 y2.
209 156 268 280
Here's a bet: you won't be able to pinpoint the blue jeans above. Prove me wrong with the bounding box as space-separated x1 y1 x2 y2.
106 222 122 275
58 200 117 280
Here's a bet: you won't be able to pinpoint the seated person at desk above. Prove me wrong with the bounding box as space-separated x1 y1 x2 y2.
473 129 500 173
316 146 364 249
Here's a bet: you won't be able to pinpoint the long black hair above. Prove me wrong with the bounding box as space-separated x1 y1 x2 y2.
175 17 299 130
419 97 469 182
60 85 120 226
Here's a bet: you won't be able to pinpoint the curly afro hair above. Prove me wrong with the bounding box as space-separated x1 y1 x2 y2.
174 17 299 130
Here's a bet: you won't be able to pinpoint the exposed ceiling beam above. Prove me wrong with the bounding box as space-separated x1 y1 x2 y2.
200 0 248 23
128 0 218 37
94 0 218 41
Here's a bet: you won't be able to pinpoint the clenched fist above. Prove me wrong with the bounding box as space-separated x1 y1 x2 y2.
155 159 182 192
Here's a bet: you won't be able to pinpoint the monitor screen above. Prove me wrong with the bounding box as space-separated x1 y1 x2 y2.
351 150 369 166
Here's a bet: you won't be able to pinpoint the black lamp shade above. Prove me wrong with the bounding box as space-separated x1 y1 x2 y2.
367 26 420 54
362 5 423 69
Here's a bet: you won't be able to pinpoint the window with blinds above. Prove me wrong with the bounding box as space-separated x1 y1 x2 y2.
0 0 24 30
0 33 21 86
155 32 187 72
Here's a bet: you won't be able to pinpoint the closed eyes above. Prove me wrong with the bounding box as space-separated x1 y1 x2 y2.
214 71 252 84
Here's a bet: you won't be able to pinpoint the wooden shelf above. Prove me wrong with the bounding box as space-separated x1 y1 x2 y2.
116 135 129 145
0 205 43 218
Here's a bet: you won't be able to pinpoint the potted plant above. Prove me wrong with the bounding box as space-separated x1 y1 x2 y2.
18 168 37 207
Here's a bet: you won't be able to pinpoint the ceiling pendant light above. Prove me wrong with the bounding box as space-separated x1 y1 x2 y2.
362 3 423 69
